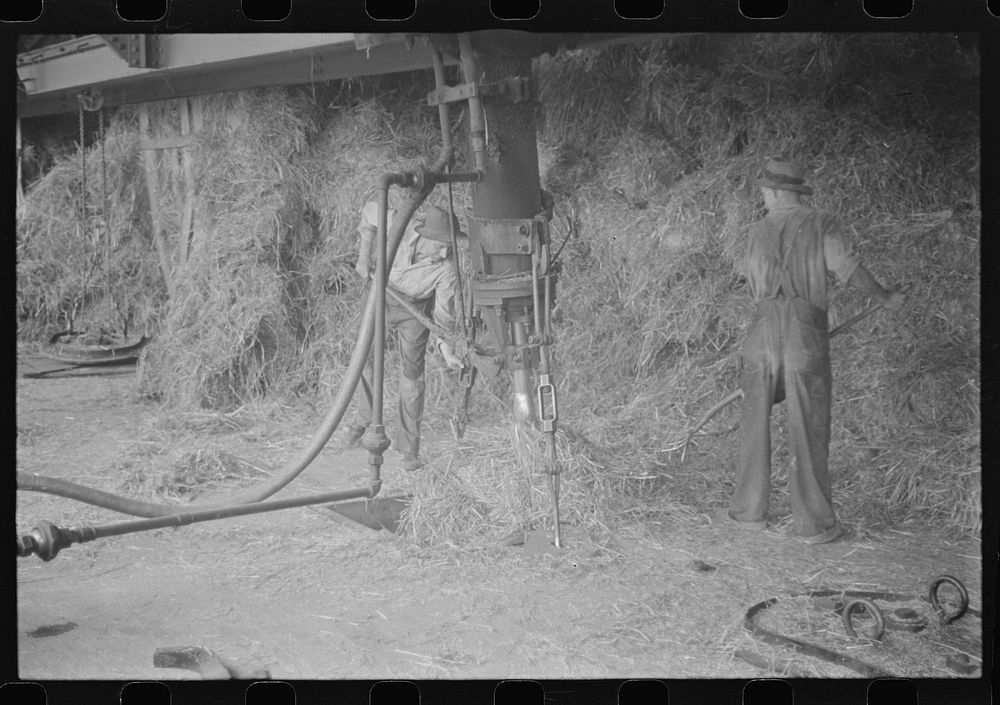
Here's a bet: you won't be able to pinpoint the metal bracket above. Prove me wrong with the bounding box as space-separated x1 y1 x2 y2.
77 89 104 112
470 349 504 378
354 33 416 51
103 35 163 68
530 220 553 276
474 217 546 255
427 82 478 105
536 373 558 433
327 495 410 532
505 343 531 371
492 76 532 102
427 76 533 106
16 36 107 67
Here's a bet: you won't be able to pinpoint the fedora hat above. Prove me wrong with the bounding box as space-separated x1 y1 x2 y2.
414 205 467 243
756 158 814 195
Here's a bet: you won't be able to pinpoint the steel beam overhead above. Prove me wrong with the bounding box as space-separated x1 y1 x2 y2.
16 32 671 119
16 33 441 118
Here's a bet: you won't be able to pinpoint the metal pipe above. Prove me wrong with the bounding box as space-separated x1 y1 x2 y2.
458 33 487 174
431 47 452 159
531 246 562 547
426 170 481 184
432 43 471 344
431 50 472 339
16 116 23 199
365 171 415 489
18 486 374 561
544 267 553 338
531 250 544 340
447 180 468 339
373 175 395 428
510 321 534 425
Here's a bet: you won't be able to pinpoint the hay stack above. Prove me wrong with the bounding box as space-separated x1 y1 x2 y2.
537 33 979 536
137 90 316 408
17 114 162 341
136 72 468 410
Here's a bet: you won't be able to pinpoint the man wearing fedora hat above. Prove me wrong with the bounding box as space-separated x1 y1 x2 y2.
347 201 467 471
718 158 905 543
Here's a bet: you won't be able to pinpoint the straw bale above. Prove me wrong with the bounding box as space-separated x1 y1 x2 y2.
17 114 163 341
136 89 317 408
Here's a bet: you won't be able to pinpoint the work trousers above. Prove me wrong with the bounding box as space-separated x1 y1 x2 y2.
732 297 838 537
354 296 433 456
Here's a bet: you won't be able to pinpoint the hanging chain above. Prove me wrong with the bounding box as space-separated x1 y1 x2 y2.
76 89 105 226
77 98 87 222
99 109 110 304
99 109 107 223
75 90 112 335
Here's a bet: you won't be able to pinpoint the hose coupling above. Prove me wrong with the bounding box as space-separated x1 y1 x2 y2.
379 171 419 193
17 520 69 561
17 534 37 558
362 424 391 460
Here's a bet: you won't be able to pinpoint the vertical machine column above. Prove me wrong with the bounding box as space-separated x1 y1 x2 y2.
456 33 563 546
459 34 549 426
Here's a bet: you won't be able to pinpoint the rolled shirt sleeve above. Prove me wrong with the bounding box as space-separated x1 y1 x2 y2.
358 201 380 240
431 266 458 333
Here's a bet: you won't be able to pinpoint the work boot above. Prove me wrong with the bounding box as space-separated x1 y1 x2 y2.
713 508 767 531
400 452 423 472
790 521 846 545
344 424 367 449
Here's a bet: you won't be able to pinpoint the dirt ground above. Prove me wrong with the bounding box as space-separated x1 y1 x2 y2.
13 355 984 686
